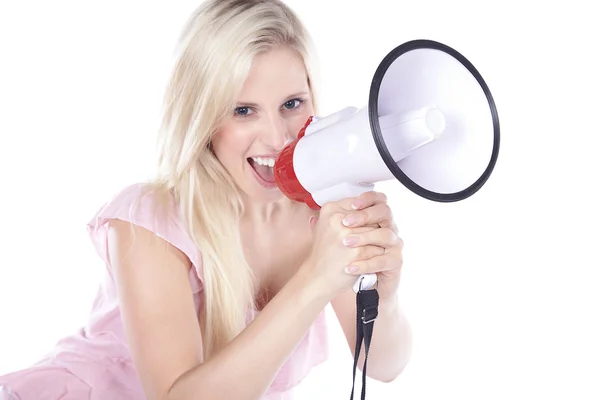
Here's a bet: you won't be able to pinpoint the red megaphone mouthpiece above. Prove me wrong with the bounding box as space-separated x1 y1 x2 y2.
273 116 320 210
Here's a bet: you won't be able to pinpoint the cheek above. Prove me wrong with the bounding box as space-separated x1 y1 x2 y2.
210 132 228 162
289 110 314 138
212 126 252 166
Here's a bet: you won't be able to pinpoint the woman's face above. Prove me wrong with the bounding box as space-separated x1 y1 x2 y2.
212 46 314 204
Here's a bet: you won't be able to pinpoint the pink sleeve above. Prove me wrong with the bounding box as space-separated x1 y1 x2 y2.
86 183 203 294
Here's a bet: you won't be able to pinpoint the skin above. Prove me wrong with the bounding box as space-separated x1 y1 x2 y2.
211 46 318 308
107 46 411 400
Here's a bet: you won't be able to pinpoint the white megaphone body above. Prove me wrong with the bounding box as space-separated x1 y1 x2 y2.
274 39 500 293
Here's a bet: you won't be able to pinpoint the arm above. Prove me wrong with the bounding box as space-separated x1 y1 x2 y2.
329 190 412 382
331 288 412 382
107 220 330 400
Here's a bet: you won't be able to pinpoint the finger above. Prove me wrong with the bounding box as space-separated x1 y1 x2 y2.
325 190 383 212
351 191 387 210
344 254 397 275
349 244 386 262
341 202 394 228
343 227 401 249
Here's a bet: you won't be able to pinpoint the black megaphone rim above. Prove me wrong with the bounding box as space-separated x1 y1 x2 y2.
368 39 501 202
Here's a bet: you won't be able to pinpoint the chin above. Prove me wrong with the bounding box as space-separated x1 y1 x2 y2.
240 185 287 206
255 189 286 203
239 163 286 204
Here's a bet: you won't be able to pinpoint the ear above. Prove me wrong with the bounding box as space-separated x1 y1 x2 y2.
308 215 318 231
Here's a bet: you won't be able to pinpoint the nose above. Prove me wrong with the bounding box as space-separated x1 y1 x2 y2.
262 113 294 151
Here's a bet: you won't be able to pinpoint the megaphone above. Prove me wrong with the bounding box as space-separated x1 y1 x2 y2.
274 39 500 293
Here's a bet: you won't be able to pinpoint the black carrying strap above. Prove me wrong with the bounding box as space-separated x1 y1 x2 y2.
350 286 379 400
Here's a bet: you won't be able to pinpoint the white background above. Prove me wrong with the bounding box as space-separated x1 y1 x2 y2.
1 1 599 399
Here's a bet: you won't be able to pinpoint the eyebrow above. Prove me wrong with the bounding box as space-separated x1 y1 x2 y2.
236 91 310 108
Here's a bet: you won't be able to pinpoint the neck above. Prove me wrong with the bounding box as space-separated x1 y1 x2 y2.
240 194 307 227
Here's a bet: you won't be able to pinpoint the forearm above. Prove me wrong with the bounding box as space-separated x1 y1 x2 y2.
167 268 330 400
333 290 412 382
361 295 412 381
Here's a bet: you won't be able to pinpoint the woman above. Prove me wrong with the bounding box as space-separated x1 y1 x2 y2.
0 0 411 399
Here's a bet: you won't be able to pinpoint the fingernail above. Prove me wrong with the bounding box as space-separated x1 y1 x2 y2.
345 265 359 273
352 202 360 210
343 236 357 246
342 215 357 226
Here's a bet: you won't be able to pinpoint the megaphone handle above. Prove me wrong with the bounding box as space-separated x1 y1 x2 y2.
352 273 378 293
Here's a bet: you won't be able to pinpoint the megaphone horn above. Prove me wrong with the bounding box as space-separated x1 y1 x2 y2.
274 39 500 292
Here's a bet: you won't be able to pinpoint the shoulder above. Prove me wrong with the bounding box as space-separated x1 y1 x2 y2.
87 182 204 292
87 182 178 244
88 182 174 226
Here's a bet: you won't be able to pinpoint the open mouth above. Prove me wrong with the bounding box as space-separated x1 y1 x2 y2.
247 156 276 184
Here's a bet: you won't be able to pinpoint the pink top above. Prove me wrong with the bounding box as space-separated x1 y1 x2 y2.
0 183 328 400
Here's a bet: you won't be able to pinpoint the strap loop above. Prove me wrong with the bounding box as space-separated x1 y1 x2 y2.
361 305 378 324
349 287 379 400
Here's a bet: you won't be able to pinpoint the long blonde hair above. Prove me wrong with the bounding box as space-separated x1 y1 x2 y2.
141 0 319 361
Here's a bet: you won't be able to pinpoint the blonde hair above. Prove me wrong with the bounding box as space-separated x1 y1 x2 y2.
141 0 319 361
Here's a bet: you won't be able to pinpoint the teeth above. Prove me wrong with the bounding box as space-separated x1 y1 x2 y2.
251 157 275 167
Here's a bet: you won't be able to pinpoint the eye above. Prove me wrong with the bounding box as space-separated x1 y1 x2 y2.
282 98 304 110
234 106 253 116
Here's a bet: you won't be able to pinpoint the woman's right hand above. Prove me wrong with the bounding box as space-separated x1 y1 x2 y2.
300 197 385 298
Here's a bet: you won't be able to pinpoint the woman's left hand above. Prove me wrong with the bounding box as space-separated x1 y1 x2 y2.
339 191 404 303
